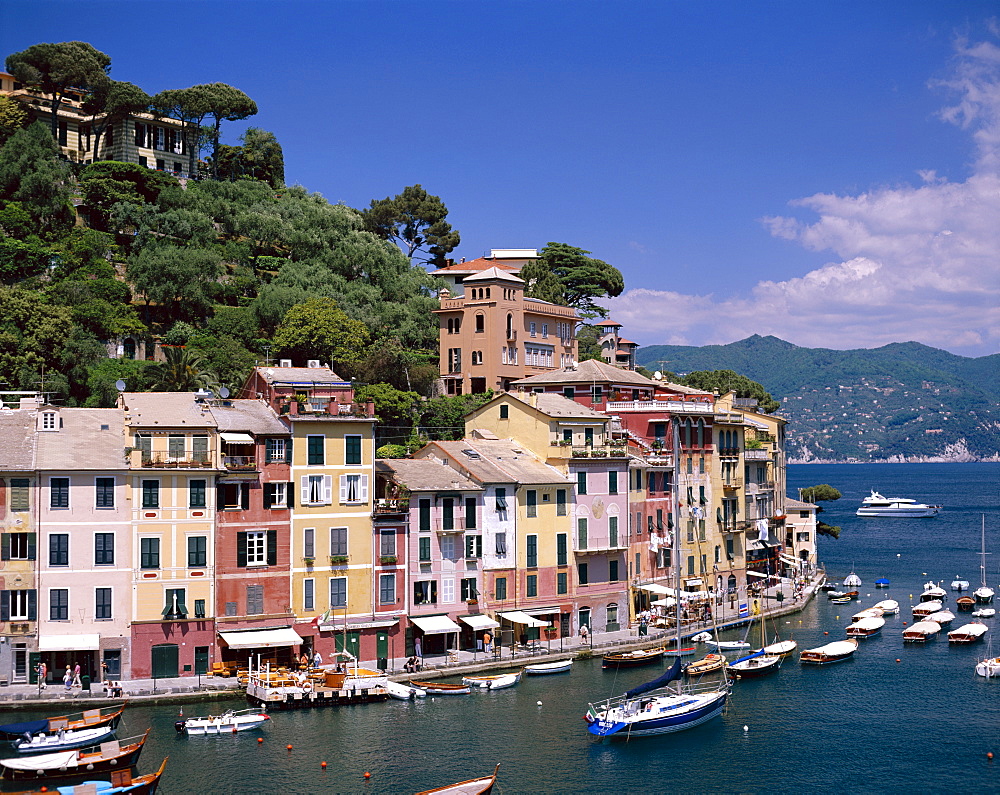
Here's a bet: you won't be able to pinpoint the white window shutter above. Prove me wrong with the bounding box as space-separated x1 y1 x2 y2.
301 476 310 504
359 475 369 502
323 475 333 504
338 475 347 503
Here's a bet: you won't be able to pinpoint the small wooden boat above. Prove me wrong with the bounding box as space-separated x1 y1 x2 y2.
690 631 713 642
972 607 996 618
415 763 499 795
920 583 947 602
956 596 976 612
799 638 858 665
948 622 989 644
0 704 127 741
951 578 970 591
462 672 521 690
14 726 117 755
684 653 725 675
912 600 943 618
762 639 797 657
829 590 858 601
820 581 839 592
903 620 942 642
385 680 427 700
727 651 780 679
5 757 168 795
873 599 899 614
704 639 752 651
846 616 885 638
830 596 852 604
926 609 956 626
522 660 572 675
601 647 666 669
174 708 269 735
851 608 884 622
664 646 697 657
410 681 471 695
0 730 150 781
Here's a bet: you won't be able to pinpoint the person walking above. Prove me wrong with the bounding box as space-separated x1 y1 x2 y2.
63 666 72 691
414 636 422 660
36 661 47 690
483 631 493 656
72 662 82 688
313 650 322 668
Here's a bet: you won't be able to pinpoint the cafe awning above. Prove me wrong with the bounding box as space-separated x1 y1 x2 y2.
409 615 462 635
459 615 500 631
220 432 255 444
637 583 672 595
780 554 803 567
497 610 550 628
746 570 773 579
38 634 100 652
219 627 302 649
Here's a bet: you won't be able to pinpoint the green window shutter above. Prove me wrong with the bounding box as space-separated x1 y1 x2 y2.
286 483 294 509
241 484 250 511
556 533 567 566
0 533 8 561
27 533 36 561
263 484 273 509
267 530 277 566
236 532 248 567
419 499 431 532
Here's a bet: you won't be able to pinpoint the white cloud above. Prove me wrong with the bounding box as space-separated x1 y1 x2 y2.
609 31 1000 358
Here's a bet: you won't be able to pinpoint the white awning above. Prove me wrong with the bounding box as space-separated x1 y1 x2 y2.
780 554 803 567
651 597 677 607
497 610 550 628
220 432 254 444
409 615 462 635
459 615 500 631
683 578 704 588
746 570 772 579
638 583 672 595
38 634 100 652
219 627 302 649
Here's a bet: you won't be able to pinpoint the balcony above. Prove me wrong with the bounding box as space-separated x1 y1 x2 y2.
374 498 410 515
223 455 258 472
433 520 464 534
506 329 517 341
570 446 629 459
744 448 770 461
137 451 214 469
605 399 715 415
717 446 741 457
722 478 743 491
574 536 628 554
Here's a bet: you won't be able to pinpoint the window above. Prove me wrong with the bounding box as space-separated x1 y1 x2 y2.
495 488 508 511
380 573 396 604
330 577 347 608
413 580 437 605
557 489 567 516
188 536 207 567
307 435 325 465
339 474 368 504
578 562 589 585
330 527 348 557
10 478 29 512
345 435 362 465
264 482 288 509
542 323 548 338
304 528 315 558
168 434 185 460
96 588 112 620
465 497 477 529
219 482 247 511
6 589 33 620
303 474 332 505
195 599 206 618
556 533 567 566
499 404 509 419
246 584 264 615
526 490 537 518
41 411 57 430
140 538 160 569
526 574 538 597
465 534 482 559
135 434 152 463
141 480 159 509
495 577 507 600
609 516 619 547
439 497 454 530
563 387 575 400
577 471 587 495
50 589 68 620
609 558 620 581
189 480 207 508
419 499 431 532
304 579 315 611
266 438 287 462
3 532 35 561
577 518 588 550
461 577 477 601
475 314 485 332
591 385 603 404
635 511 642 536
440 534 456 560
95 533 114 565
380 530 396 557
495 533 507 557
192 435 208 463
447 347 462 373
163 588 187 619
418 536 431 561
526 534 537 567
49 534 68 566
557 571 568 594
530 321 536 337
50 477 69 509
608 471 618 495
95 477 114 508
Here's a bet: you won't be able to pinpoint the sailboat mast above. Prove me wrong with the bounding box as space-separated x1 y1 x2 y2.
672 416 682 662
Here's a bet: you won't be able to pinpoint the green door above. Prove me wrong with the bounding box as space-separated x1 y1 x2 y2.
151 644 179 678
28 652 40 685
376 632 389 660
335 632 360 660
194 646 209 675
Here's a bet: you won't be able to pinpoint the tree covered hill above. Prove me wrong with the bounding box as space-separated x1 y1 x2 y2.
637 335 1000 461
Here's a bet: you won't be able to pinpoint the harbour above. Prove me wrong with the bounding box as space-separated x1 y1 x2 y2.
0 462 997 793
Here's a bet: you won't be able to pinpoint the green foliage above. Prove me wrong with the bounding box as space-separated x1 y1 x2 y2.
81 81 151 162
575 323 603 362
79 161 178 231
84 357 152 407
355 382 420 444
817 521 841 539
530 242 624 317
0 286 74 389
678 369 781 413
419 391 494 441
199 83 258 180
272 297 371 371
127 244 223 321
519 258 564 304
186 334 257 395
151 345 219 391
0 122 73 236
801 484 842 502
376 444 409 459
0 235 52 283
361 184 460 266
215 128 283 187
0 96 29 146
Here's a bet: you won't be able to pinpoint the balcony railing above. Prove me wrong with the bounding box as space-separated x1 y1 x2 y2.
605 400 715 415
138 451 214 468
223 455 258 471
570 446 629 459
744 449 770 460
574 536 628 553
722 478 743 490
374 498 410 514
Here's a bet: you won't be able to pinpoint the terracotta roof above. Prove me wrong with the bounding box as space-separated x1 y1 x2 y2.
513 358 658 388
123 392 217 428
376 458 482 492
0 410 37 470
432 440 568 485
36 409 124 471
209 399 288 436
254 366 348 385
463 267 524 284
617 338 638 346
785 498 816 510
429 256 521 274
506 392 608 421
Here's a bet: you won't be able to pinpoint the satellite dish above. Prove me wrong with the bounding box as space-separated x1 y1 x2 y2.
653 371 662 381
219 387 231 399
115 380 127 392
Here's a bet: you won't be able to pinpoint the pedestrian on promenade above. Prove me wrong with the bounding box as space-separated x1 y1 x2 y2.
63 666 72 691
313 650 322 668
101 661 109 682
483 631 493 656
414 636 422 660
36 661 47 689
580 624 589 642
72 663 82 688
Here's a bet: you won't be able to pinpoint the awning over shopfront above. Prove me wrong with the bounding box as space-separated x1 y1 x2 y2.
459 615 500 631
38 634 100 652
683 578 704 588
651 597 677 608
497 610 550 628
409 615 462 635
219 627 303 649
637 583 672 595
780 554 804 567
220 432 254 444
746 570 771 579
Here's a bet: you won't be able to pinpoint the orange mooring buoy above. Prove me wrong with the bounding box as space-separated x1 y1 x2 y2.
321 762 327 769
286 744 293 751
364 772 372 779
258 737 263 743
988 752 994 760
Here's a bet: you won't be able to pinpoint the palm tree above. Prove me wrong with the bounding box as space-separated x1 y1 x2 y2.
151 347 220 392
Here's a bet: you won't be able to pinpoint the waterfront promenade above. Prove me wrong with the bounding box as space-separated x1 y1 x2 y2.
0 571 824 710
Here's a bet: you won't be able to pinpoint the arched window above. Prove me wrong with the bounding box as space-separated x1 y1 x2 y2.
697 418 706 447
506 313 513 339
475 313 485 333
727 574 737 592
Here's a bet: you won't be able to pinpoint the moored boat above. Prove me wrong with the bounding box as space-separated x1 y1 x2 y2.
975 654 1000 678
875 577 891 588
843 572 862 587
920 582 947 602
975 516 994 605
385 680 427 700
523 659 573 675
903 620 942 642
856 491 940 517
462 672 521 690
873 599 899 614
703 639 752 651
762 639 798 657
912 600 943 618
951 578 970 592
956 596 976 612
830 596 852 604
664 646 697 657
800 638 859 665
925 609 956 626
846 616 885 638
174 708 269 735
0 704 127 742
14 726 117 755
0 730 150 781
410 681 471 695
947 622 989 644
601 647 666 669
851 608 884 622
727 650 781 679
9 756 171 795
684 654 726 676
972 607 996 618
416 763 500 795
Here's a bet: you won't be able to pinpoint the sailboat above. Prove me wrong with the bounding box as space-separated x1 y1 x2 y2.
974 515 994 605
584 421 729 740
727 605 782 679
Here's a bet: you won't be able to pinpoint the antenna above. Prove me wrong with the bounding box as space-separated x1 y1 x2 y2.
115 380 127 392
219 387 231 399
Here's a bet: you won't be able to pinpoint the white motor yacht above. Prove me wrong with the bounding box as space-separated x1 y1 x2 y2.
856 491 940 518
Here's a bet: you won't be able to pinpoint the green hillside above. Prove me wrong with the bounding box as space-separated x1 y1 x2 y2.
637 335 1000 461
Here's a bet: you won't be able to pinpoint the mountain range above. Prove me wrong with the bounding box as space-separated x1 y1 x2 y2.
635 335 1000 462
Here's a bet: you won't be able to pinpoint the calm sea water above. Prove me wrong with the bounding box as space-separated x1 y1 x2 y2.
3 463 998 794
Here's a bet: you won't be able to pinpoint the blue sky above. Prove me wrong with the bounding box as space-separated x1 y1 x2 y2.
3 2 999 357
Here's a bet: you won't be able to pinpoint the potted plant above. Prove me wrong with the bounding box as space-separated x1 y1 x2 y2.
303 557 315 566
330 555 349 565
379 555 397 565
294 393 309 411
